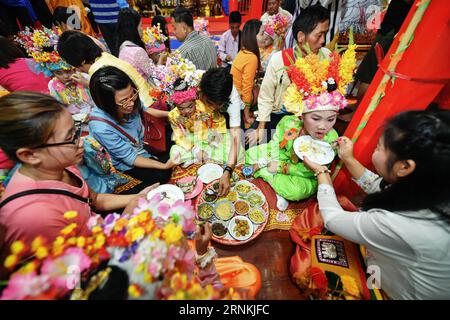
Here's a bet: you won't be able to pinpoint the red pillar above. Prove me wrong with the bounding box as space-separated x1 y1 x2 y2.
333 0 450 198
229 0 238 12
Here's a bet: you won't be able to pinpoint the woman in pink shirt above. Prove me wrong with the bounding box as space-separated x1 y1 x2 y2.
0 36 50 94
0 92 156 277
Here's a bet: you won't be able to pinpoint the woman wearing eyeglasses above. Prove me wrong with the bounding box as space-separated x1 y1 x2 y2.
0 92 159 275
88 66 178 189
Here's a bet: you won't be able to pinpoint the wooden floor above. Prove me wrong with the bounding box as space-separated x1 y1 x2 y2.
213 230 307 300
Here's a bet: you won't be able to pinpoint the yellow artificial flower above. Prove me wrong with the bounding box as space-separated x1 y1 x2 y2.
17 261 38 274
10 241 26 255
283 84 304 116
76 237 86 248
90 226 102 234
128 284 144 298
338 44 357 93
4 255 18 269
341 275 360 298
35 246 49 259
94 234 106 249
67 237 77 245
163 223 183 244
64 211 78 219
60 223 78 236
31 236 45 252
128 227 145 242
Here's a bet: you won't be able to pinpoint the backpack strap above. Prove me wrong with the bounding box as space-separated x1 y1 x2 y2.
281 48 295 68
89 116 138 145
0 189 92 209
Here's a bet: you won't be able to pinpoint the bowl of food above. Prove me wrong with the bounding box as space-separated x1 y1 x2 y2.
212 181 220 193
228 216 254 241
214 200 234 221
203 192 218 203
197 203 214 220
248 208 266 224
226 190 238 202
211 220 228 238
234 200 250 215
235 181 252 197
247 191 266 208
176 176 198 194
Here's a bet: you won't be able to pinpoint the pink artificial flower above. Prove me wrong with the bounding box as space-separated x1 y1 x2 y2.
41 247 91 289
1 272 51 300
170 88 197 105
318 92 332 106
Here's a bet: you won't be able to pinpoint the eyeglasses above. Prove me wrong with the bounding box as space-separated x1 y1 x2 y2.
34 125 82 149
117 87 139 109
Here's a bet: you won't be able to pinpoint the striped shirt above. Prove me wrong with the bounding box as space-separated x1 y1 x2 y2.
89 0 121 24
178 31 217 71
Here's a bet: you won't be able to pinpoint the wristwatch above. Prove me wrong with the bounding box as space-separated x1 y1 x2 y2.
242 166 254 177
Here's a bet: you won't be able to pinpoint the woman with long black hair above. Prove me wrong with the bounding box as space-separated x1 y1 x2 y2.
117 8 156 80
230 19 262 129
304 108 450 299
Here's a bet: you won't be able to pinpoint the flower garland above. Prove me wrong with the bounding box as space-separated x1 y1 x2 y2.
15 26 72 77
151 51 204 105
263 13 291 39
1 196 238 300
194 18 209 36
142 24 168 54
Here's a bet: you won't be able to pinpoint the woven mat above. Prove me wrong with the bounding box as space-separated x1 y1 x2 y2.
170 164 313 231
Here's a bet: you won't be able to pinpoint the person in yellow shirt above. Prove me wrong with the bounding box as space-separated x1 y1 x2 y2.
230 19 262 129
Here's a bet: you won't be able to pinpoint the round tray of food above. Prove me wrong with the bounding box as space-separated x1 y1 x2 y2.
195 179 269 245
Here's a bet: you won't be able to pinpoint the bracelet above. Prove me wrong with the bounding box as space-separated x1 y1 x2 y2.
195 247 217 269
223 166 233 175
314 168 331 177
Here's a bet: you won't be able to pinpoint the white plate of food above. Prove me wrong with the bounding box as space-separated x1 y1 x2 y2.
293 135 335 165
197 163 223 184
146 184 184 205
228 216 254 241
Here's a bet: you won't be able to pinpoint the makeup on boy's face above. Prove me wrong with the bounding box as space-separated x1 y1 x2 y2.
177 100 196 117
229 23 241 38
53 69 76 84
302 111 337 140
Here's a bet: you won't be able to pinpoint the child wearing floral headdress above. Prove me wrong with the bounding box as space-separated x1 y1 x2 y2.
168 78 231 167
142 24 169 66
245 44 357 210
16 26 95 121
257 13 290 73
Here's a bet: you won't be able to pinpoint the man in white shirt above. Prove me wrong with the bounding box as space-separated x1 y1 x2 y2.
218 11 241 67
248 4 330 145
260 0 293 25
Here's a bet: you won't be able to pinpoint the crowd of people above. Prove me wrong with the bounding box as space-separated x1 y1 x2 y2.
0 0 449 300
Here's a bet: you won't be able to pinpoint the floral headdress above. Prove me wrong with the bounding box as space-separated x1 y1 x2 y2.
1 197 238 300
151 51 204 106
15 26 72 77
142 24 167 54
283 43 357 116
263 13 291 40
194 18 209 36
